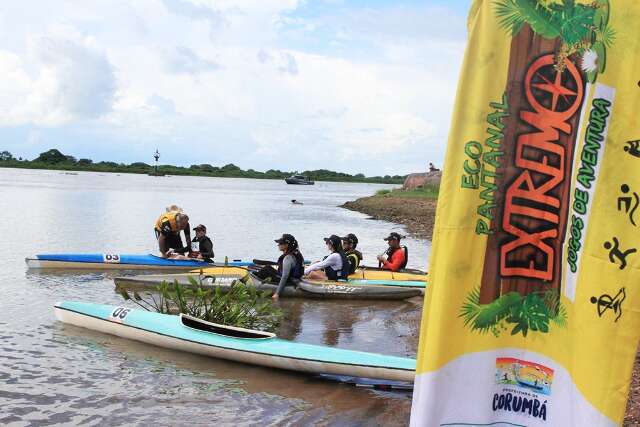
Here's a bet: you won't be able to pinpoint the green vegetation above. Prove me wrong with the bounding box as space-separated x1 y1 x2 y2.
119 277 283 332
374 184 439 199
460 287 567 338
0 148 406 184
494 0 614 82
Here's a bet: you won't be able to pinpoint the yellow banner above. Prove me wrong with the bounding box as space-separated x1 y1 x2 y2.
411 1 640 425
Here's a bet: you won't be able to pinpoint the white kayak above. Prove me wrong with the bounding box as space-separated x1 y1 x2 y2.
54 301 416 382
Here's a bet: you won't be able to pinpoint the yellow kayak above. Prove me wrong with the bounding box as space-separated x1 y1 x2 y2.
190 265 427 282
349 267 427 282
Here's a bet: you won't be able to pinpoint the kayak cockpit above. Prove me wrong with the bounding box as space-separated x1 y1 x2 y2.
180 314 275 339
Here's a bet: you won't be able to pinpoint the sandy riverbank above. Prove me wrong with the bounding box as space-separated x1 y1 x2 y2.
341 193 438 240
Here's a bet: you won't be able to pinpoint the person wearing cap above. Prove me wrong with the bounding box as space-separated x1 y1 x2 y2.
304 235 350 281
377 232 409 271
341 233 363 275
253 234 305 300
154 209 191 258
189 224 214 262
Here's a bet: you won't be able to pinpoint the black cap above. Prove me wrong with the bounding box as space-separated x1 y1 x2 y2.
323 235 342 248
341 233 358 245
275 234 296 245
384 232 404 241
193 224 206 232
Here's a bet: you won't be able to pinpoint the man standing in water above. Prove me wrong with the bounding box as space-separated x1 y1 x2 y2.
377 232 408 271
154 209 191 257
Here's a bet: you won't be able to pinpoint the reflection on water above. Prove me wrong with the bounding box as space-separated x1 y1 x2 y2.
2 169 427 425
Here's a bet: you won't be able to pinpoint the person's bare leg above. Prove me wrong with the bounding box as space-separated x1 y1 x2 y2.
305 270 328 280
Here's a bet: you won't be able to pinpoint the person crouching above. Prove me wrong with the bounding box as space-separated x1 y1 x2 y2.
189 224 214 262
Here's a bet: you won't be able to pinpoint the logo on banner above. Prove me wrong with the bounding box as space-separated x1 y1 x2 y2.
460 49 584 338
493 358 553 421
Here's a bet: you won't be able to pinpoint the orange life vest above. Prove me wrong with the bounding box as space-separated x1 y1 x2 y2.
154 211 181 233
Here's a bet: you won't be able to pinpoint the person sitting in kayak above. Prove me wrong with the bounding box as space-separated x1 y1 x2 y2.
154 210 191 258
304 235 350 281
253 234 305 300
377 232 408 271
341 233 363 275
188 224 214 262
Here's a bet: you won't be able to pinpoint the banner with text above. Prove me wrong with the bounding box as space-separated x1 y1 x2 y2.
411 0 640 425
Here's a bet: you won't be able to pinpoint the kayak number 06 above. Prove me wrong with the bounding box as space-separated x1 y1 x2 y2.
110 307 131 323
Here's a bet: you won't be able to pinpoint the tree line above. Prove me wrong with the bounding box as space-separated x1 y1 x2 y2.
0 149 406 184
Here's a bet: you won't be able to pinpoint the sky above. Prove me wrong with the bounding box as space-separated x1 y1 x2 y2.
0 0 470 176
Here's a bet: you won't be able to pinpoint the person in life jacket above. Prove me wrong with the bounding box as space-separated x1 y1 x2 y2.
154 210 191 258
188 224 214 262
252 234 305 300
341 233 363 275
377 232 408 271
304 235 350 281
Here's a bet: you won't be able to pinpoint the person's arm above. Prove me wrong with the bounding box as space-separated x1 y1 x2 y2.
304 253 340 275
382 249 405 271
184 224 192 252
275 255 295 296
158 234 169 257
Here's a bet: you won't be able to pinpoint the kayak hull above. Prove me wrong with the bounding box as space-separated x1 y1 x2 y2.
54 302 415 382
26 254 252 270
114 271 423 300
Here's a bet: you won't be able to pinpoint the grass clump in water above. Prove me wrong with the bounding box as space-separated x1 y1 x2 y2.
119 277 283 332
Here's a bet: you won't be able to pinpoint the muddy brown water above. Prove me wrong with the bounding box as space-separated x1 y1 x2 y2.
1 169 429 426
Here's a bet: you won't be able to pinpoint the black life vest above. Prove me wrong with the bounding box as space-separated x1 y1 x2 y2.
345 249 363 275
383 246 408 270
324 251 350 281
277 250 304 279
190 236 214 261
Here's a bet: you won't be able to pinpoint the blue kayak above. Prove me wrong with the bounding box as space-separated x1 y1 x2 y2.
26 253 253 270
54 301 416 382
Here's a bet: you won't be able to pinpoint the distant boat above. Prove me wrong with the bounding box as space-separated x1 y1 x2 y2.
285 175 314 185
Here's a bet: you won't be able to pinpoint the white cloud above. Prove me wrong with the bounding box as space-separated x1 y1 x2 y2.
165 46 221 74
0 26 116 126
0 0 466 174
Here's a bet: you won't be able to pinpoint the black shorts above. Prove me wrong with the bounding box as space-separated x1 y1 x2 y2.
154 229 184 251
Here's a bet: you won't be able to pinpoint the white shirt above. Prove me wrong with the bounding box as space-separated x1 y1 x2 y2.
304 252 343 275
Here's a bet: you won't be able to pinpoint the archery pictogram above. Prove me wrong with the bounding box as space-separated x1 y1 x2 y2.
590 287 626 322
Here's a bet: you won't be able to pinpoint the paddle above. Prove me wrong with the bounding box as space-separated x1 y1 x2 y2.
252 258 312 268
252 259 277 266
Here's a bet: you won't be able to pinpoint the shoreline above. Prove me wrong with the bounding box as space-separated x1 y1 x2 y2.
0 163 404 185
341 192 437 240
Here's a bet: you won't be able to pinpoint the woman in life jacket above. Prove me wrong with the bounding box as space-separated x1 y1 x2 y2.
188 224 214 262
154 210 191 258
253 234 305 300
304 235 350 281
341 233 363 275
377 232 408 272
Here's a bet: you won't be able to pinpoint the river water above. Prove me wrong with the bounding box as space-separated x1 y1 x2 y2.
1 168 430 426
